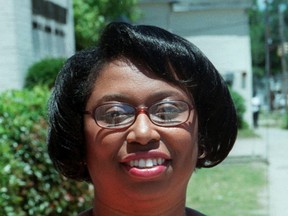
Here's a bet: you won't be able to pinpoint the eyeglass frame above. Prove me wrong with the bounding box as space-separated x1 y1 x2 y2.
84 100 194 129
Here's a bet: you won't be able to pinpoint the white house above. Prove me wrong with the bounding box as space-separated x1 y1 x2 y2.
0 0 75 92
136 0 253 126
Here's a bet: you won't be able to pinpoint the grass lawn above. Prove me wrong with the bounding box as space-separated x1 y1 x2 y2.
259 110 288 128
186 162 268 216
237 128 260 138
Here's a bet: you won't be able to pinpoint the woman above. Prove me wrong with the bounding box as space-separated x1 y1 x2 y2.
48 22 237 216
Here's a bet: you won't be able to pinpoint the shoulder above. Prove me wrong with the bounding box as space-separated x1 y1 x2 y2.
186 207 207 216
78 208 93 216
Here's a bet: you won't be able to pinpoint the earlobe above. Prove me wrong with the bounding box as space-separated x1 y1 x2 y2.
197 145 206 159
80 161 87 166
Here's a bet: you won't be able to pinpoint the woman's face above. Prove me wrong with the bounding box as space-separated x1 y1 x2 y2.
84 59 198 205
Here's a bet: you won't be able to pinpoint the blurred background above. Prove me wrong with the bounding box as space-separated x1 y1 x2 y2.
0 0 287 215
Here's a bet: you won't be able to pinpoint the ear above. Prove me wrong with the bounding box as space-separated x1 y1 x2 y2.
197 145 206 159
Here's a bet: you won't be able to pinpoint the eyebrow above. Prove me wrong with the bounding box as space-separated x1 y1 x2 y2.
150 91 185 99
99 91 186 103
99 94 131 103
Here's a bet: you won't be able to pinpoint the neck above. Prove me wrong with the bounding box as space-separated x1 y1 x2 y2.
92 192 188 216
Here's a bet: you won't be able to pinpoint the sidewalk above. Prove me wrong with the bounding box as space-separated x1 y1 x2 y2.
228 127 288 216
229 128 268 160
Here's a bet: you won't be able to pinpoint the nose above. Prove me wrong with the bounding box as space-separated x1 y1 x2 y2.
126 112 160 145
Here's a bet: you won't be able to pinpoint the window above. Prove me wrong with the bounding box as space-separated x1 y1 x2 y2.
241 71 247 89
31 0 67 58
31 0 67 24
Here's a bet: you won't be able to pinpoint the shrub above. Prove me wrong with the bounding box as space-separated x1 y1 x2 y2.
229 89 247 129
24 58 66 89
0 86 92 216
284 112 288 129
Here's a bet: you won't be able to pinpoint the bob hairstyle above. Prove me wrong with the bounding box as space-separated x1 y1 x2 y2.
48 22 237 181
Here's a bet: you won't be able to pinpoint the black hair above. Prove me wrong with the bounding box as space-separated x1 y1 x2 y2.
48 22 237 181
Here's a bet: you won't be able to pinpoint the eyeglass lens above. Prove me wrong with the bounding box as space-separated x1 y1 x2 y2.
94 101 190 129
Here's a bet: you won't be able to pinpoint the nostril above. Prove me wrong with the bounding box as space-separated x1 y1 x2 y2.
128 139 159 146
148 139 160 145
128 139 160 150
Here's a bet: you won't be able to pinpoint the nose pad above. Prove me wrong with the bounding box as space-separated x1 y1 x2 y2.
126 113 160 145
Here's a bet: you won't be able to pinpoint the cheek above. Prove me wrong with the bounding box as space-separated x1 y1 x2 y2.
84 121 99 153
175 128 198 160
84 119 104 165
177 128 198 179
84 126 117 183
169 119 199 168
84 119 124 167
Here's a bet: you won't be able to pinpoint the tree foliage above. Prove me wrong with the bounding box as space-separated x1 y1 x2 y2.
73 0 140 50
249 0 266 77
249 0 288 77
266 0 288 74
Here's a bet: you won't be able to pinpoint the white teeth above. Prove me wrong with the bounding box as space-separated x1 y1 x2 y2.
158 158 164 165
128 158 166 168
145 159 154 167
139 159 146 168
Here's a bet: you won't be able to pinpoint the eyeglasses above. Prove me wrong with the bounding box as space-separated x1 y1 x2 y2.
84 100 193 129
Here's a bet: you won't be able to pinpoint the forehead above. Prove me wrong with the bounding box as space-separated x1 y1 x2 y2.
87 59 192 106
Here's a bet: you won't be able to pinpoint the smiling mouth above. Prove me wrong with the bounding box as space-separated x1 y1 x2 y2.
121 156 171 179
128 158 166 169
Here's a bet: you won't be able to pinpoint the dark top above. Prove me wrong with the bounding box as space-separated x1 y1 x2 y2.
78 207 206 216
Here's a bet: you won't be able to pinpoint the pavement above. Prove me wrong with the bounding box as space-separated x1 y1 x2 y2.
228 127 288 216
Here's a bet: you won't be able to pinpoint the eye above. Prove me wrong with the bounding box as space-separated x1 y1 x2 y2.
102 106 128 123
95 103 135 126
150 102 185 122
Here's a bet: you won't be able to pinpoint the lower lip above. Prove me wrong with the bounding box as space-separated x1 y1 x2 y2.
123 164 168 179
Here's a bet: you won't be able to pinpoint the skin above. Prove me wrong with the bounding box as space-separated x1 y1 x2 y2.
83 59 200 216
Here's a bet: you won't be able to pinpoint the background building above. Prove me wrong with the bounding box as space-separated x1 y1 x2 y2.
136 0 253 126
0 0 253 125
0 0 75 92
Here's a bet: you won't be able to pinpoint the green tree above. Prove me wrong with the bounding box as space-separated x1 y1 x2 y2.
266 0 286 75
73 0 140 50
249 0 266 78
249 0 288 77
